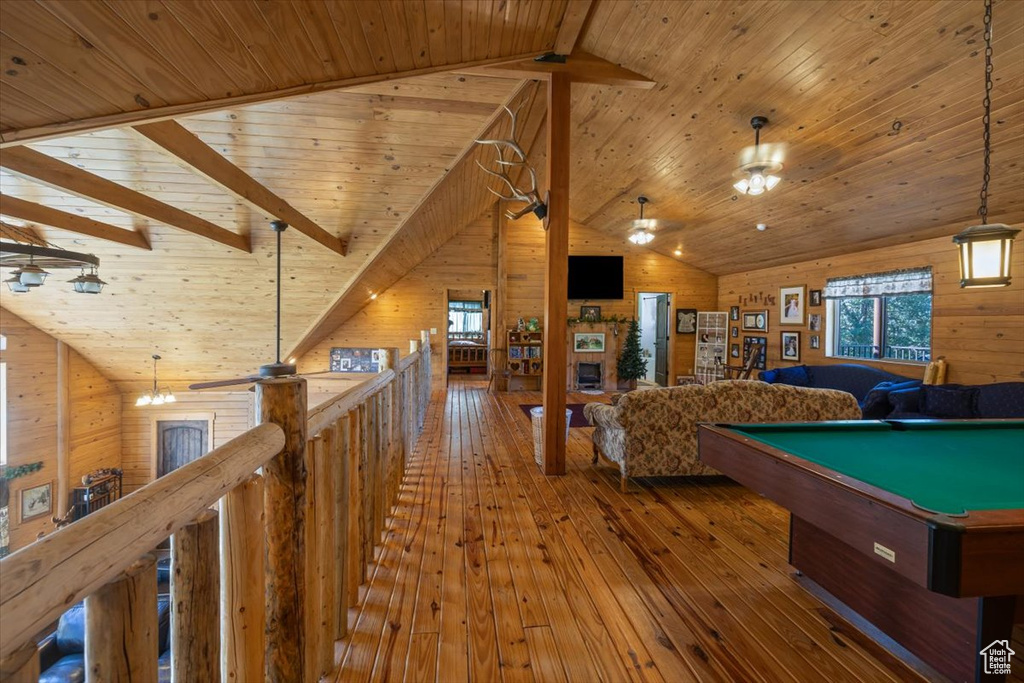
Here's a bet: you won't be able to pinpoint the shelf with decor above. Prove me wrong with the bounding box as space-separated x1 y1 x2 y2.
695 311 728 384
507 330 543 389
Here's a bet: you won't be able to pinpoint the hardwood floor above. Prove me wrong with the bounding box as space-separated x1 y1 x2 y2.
335 379 1018 682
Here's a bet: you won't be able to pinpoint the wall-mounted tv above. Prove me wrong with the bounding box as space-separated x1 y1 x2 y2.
568 255 624 300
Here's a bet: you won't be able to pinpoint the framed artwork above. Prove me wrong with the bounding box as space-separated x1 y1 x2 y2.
780 286 806 325
741 310 769 332
574 332 606 352
729 306 740 321
329 347 380 373
730 343 740 358
742 336 768 370
675 309 697 334
20 481 52 522
781 331 801 361
809 289 822 307
731 326 739 338
808 313 822 332
579 305 601 322
810 335 821 350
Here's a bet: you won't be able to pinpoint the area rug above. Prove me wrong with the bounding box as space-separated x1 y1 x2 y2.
519 403 593 428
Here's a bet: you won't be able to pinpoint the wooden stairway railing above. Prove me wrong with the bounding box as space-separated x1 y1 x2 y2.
0 332 433 683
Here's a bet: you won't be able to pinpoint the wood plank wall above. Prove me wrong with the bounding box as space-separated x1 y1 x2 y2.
120 390 253 492
0 308 121 551
717 230 1024 385
300 208 718 388
507 216 718 382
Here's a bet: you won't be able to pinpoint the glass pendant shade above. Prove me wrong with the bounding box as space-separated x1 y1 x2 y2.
135 354 174 407
953 223 1019 287
629 229 655 245
5 272 30 293
69 268 107 294
19 264 49 286
135 395 152 407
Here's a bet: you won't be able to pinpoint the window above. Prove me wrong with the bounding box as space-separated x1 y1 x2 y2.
825 268 932 363
448 300 484 335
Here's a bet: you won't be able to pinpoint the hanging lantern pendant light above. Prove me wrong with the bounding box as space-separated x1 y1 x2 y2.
953 0 1019 288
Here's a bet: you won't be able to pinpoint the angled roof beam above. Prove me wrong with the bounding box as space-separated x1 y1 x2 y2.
462 51 656 89
130 121 346 256
0 220 46 246
0 147 250 252
553 0 594 55
0 194 151 250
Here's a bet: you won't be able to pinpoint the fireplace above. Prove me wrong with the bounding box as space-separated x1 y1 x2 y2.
576 361 603 390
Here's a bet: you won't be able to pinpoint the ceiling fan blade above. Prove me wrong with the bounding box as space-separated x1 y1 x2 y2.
737 141 787 169
188 375 261 390
298 370 338 378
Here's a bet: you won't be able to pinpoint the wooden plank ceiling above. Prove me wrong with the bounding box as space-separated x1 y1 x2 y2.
565 0 1024 274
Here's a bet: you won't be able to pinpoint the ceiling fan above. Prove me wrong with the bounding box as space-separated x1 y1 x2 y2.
732 115 787 196
627 195 683 245
188 220 331 391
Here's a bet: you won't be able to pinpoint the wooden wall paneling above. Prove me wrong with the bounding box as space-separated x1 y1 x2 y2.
717 229 1024 384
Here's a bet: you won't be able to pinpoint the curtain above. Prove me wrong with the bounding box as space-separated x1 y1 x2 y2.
824 267 932 299
448 301 484 333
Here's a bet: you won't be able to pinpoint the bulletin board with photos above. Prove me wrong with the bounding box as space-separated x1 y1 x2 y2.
329 347 381 373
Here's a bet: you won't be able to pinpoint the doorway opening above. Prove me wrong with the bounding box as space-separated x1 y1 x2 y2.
446 289 491 385
638 292 671 386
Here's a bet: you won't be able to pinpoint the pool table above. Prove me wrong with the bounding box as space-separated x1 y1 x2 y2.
698 420 1024 683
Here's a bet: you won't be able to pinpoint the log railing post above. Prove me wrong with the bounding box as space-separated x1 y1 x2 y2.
220 474 265 683
420 330 430 429
311 432 336 678
0 642 39 683
408 339 420 451
171 509 220 683
333 416 350 637
346 407 361 605
86 554 159 682
257 377 309 683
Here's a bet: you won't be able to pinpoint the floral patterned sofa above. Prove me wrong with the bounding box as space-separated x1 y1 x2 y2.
583 380 861 490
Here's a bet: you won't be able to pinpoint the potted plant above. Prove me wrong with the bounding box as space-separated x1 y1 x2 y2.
616 318 647 390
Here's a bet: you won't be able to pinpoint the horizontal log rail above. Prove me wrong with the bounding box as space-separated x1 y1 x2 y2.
0 331 433 682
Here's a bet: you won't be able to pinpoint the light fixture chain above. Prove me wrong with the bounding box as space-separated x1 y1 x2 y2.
979 0 993 225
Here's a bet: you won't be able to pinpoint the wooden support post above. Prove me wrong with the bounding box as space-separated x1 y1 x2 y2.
492 207 508 392
313 433 336 677
56 341 70 517
420 331 431 424
85 554 159 682
220 474 265 683
346 408 361 606
257 377 309 683
541 71 571 476
171 509 220 683
409 340 420 448
333 416 350 637
0 642 39 683
362 398 374 569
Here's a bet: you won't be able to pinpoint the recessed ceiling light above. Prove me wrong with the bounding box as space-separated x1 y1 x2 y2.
756 223 767 231
673 248 683 257
369 292 378 300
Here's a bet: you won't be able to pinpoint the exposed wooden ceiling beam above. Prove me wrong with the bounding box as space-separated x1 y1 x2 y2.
0 194 151 250
0 147 250 252
462 51 656 89
0 51 551 148
130 120 346 256
0 221 46 246
553 1 595 55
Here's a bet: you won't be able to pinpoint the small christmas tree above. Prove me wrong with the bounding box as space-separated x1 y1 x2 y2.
617 318 647 387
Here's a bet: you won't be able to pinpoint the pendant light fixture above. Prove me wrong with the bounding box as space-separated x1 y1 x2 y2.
628 195 656 245
68 266 107 294
1 240 106 294
733 116 785 196
952 0 1019 288
135 354 175 407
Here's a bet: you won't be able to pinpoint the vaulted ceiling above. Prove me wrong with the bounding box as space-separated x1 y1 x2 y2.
1 0 1022 383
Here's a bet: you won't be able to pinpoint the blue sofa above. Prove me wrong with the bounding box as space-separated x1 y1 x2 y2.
39 595 172 683
758 363 921 418
888 381 1024 419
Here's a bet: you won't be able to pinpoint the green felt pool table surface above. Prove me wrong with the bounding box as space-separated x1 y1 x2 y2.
731 420 1024 516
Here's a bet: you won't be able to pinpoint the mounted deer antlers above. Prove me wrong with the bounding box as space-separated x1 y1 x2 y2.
475 103 548 221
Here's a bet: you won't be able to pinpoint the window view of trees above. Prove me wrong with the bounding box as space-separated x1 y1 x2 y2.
834 294 931 362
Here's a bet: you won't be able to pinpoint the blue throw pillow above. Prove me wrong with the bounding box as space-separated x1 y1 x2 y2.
920 385 979 419
759 369 780 383
888 387 922 414
861 380 922 419
774 365 810 387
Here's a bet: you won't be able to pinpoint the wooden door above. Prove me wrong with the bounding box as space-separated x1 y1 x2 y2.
156 420 209 477
655 294 670 386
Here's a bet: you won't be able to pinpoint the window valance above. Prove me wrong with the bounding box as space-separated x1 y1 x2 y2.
824 267 932 299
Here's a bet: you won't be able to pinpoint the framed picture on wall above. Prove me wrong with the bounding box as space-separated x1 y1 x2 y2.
574 333 605 352
741 310 769 332
729 306 739 321
780 286 806 325
809 289 822 306
675 309 697 334
808 313 821 332
580 305 601 321
20 481 52 522
730 343 740 358
810 335 821 350
742 336 768 370
781 331 801 361
731 326 739 338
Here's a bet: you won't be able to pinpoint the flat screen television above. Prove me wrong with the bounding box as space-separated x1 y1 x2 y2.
567 255 624 299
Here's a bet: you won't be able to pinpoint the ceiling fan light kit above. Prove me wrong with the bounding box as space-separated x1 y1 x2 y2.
628 195 657 245
733 116 784 197
953 0 1019 288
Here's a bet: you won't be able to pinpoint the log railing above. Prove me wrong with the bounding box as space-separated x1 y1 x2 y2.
0 332 432 683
